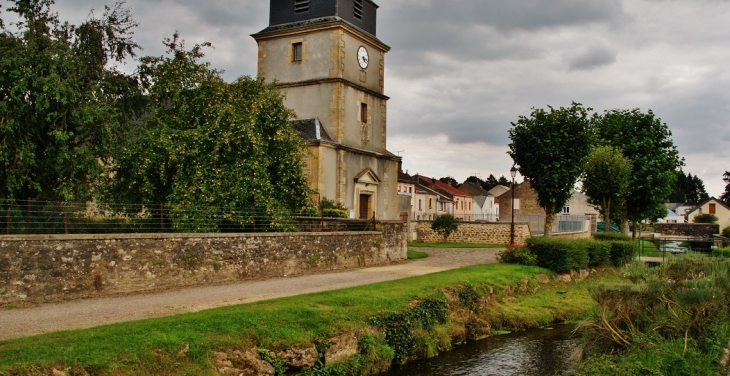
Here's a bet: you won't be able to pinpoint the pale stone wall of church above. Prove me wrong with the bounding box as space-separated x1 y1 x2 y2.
258 29 335 84
340 32 386 93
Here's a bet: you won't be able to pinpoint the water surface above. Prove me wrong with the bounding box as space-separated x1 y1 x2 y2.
384 324 579 376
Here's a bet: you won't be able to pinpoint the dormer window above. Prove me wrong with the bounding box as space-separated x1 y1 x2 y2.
354 0 363 20
295 0 310 13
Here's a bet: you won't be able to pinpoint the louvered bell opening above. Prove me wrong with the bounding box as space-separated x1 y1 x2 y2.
353 0 363 19
294 0 310 13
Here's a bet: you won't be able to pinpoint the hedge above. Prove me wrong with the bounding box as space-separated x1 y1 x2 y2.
520 237 635 273
593 232 631 242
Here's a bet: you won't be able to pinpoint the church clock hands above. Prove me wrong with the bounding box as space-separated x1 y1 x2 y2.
357 46 369 69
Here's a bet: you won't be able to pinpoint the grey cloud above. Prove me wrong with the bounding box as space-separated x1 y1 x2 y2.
567 46 617 71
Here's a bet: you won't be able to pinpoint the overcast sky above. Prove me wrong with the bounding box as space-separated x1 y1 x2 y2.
15 0 730 197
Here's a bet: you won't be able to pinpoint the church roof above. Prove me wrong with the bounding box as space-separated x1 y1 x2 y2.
291 118 334 143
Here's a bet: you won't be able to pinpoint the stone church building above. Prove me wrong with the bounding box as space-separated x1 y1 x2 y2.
252 0 401 221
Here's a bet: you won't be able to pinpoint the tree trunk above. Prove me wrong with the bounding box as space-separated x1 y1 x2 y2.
631 220 637 239
603 198 611 233
620 206 629 235
544 210 554 237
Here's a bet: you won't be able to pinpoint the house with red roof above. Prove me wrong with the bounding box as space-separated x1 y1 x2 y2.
414 175 474 221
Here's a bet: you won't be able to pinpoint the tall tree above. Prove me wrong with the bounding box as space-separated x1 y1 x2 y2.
484 174 499 191
0 0 140 201
497 175 511 187
508 102 593 236
439 176 458 187
594 109 683 237
721 171 730 206
669 170 709 204
110 34 310 231
583 146 631 232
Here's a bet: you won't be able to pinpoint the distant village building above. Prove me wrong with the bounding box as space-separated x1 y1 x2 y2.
252 0 400 220
458 182 498 221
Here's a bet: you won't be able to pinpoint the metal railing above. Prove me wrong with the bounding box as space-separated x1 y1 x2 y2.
0 199 345 235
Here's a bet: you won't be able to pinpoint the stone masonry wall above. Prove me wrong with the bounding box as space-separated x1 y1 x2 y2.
415 221 531 244
654 223 720 237
0 222 406 306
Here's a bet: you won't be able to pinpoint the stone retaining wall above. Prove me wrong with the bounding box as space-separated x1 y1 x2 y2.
654 223 720 237
0 222 406 305
551 231 592 239
414 221 531 244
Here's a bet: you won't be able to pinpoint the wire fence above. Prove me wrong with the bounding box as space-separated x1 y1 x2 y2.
0 199 371 235
499 213 589 235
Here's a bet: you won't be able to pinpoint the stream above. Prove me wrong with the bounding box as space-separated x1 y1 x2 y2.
383 324 580 376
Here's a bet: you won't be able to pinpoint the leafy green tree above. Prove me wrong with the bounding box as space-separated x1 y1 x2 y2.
721 171 730 206
0 0 140 201
693 213 718 224
110 35 310 231
497 175 511 187
594 109 683 237
484 174 499 191
583 146 631 232
431 214 459 241
669 170 709 204
508 102 593 236
439 176 458 187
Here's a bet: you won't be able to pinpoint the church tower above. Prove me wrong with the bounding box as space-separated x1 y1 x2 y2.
252 0 400 220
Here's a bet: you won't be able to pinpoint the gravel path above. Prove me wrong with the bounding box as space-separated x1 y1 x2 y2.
0 248 501 341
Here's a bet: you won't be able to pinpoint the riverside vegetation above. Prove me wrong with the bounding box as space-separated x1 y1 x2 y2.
501 234 730 375
0 261 602 375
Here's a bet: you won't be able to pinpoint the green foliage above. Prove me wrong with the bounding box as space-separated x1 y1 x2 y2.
693 213 718 224
723 226 730 238
0 0 141 201
712 247 730 258
583 146 631 230
586 241 611 267
110 35 310 231
431 214 459 241
592 232 631 242
508 102 593 236
407 250 429 260
527 237 590 273
609 241 636 267
496 245 537 266
369 298 448 364
721 171 730 206
321 209 349 218
594 109 683 229
578 256 730 375
669 170 710 205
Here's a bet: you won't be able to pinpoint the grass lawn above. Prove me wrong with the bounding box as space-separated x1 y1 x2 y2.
636 239 676 258
408 242 505 248
0 263 599 375
407 250 429 259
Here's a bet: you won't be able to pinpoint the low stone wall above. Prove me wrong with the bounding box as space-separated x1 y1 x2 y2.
654 223 720 237
0 222 406 305
551 231 592 239
414 221 531 244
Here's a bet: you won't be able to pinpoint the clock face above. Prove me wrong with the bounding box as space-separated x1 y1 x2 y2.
357 46 369 69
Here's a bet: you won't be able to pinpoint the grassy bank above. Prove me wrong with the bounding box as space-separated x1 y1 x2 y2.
0 263 602 375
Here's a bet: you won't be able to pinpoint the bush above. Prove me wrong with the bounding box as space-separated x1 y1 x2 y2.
321 208 349 218
593 232 631 242
431 214 459 241
712 247 730 258
527 237 589 273
497 245 537 266
587 241 611 267
693 213 719 224
609 241 635 266
722 226 730 238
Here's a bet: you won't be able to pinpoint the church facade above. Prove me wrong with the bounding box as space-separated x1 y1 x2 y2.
252 0 400 220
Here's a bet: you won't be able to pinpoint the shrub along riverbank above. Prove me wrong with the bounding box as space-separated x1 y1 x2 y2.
0 263 604 375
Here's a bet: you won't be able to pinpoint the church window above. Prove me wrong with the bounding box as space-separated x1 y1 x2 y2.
292 42 303 62
360 102 368 122
354 0 363 19
294 0 310 13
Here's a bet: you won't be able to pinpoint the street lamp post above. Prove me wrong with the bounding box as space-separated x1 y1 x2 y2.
509 165 517 246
